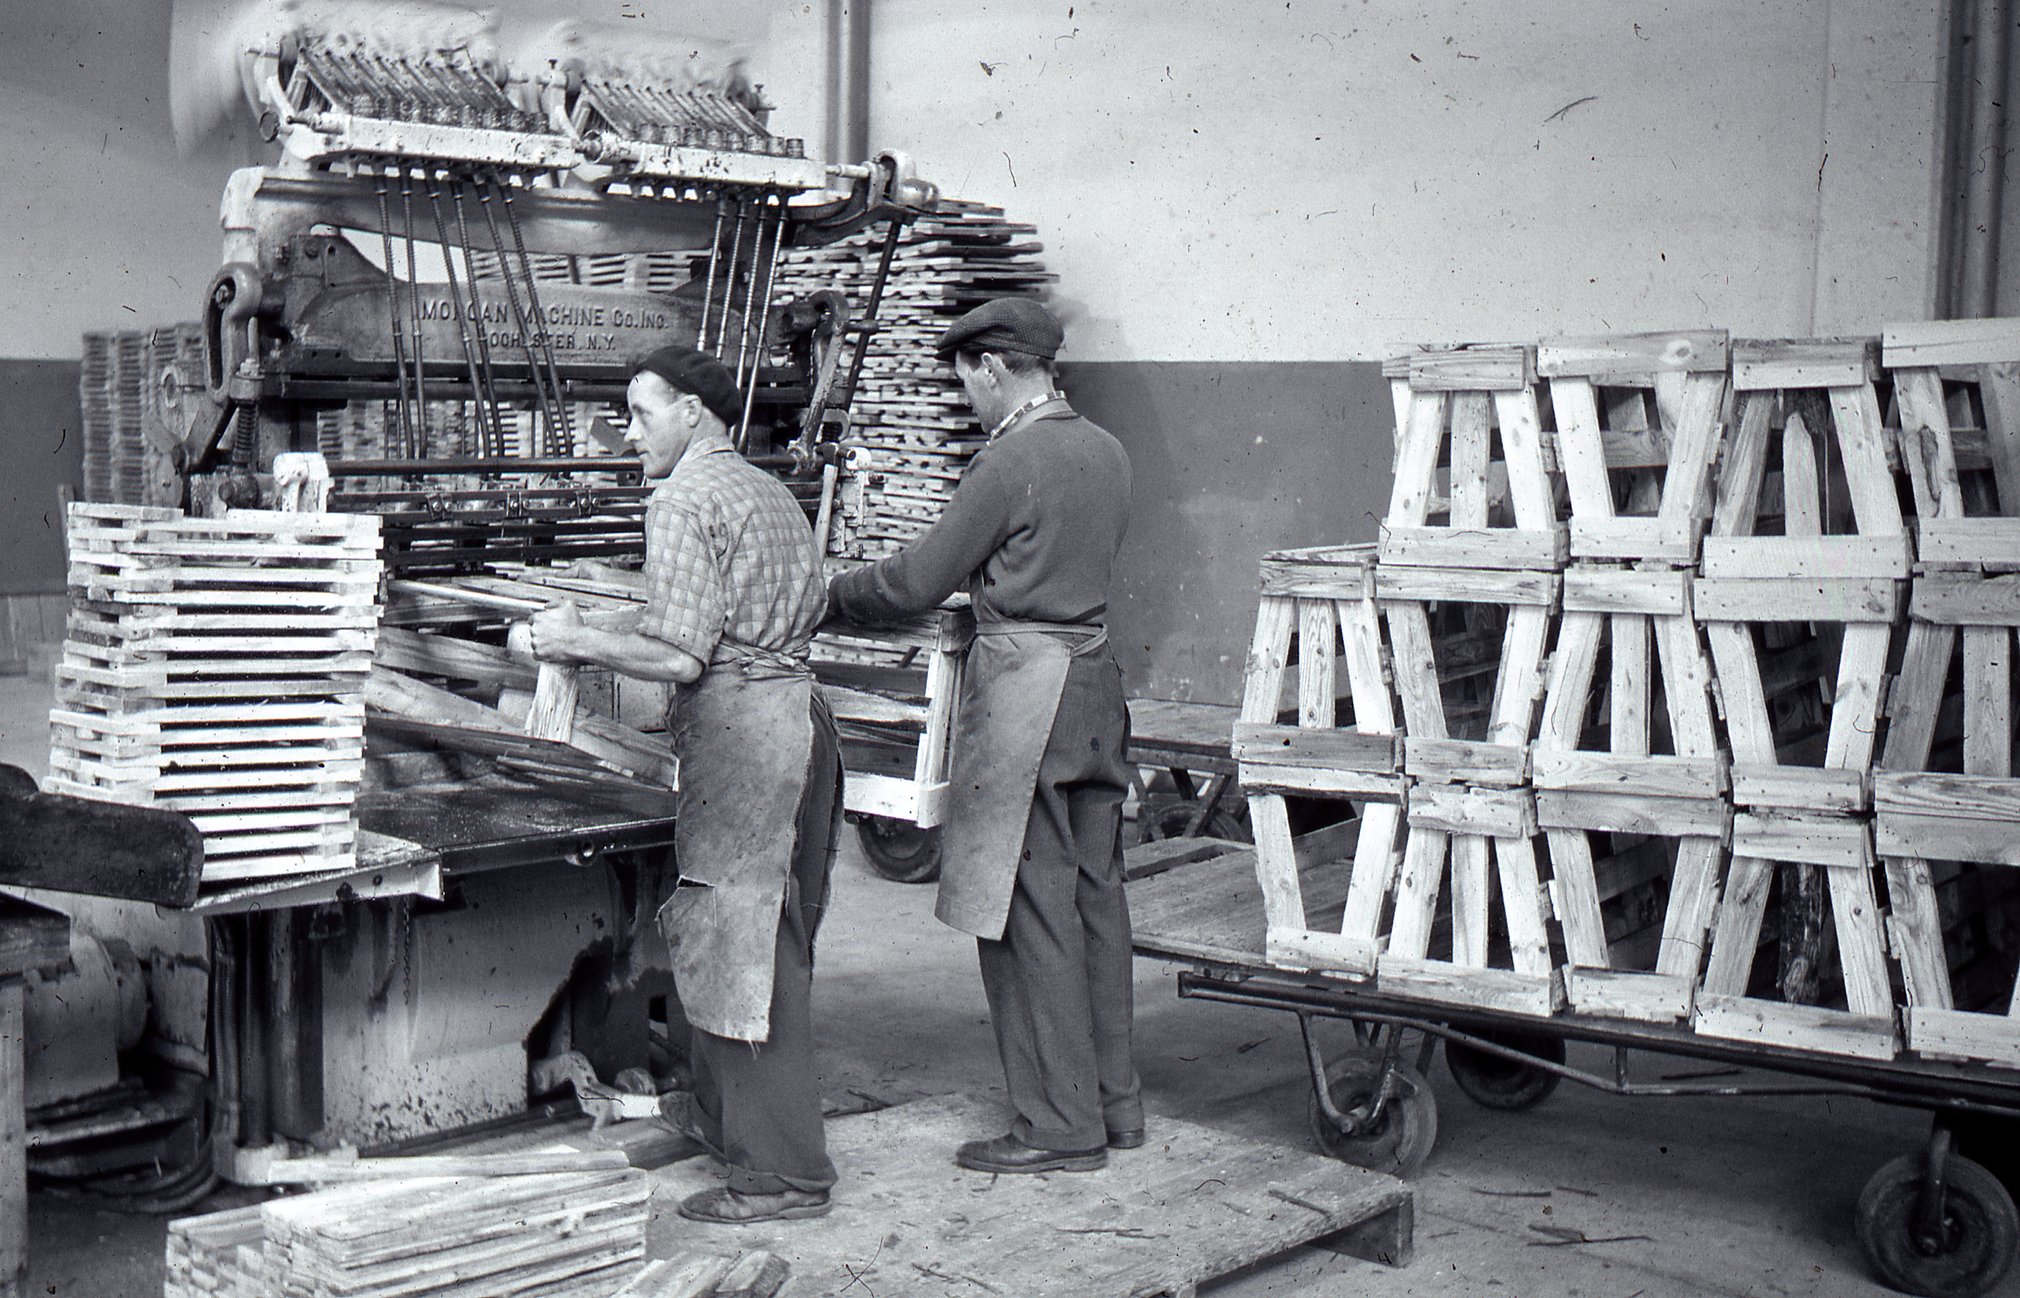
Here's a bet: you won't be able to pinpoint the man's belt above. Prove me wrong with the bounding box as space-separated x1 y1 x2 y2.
974 619 1110 658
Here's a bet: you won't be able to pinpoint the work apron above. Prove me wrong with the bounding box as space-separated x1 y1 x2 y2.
658 655 815 1042
935 619 1111 941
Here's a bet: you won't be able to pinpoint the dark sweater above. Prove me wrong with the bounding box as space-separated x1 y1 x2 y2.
828 405 1131 626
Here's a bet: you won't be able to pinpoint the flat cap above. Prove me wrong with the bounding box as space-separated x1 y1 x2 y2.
935 297 1064 360
633 346 743 425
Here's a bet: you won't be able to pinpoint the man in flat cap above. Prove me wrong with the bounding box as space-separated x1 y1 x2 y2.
828 297 1143 1172
529 345 842 1223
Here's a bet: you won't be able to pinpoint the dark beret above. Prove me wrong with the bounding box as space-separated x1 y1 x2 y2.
935 297 1064 361
633 346 743 425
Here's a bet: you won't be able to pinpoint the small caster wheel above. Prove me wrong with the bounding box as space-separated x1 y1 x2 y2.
855 816 943 883
1445 1028 1565 1112
1857 1151 2019 1298
1307 1054 1439 1177
1135 796 1249 845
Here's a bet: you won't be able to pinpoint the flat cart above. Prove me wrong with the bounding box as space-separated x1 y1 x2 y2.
1123 840 2020 1298
833 690 1250 883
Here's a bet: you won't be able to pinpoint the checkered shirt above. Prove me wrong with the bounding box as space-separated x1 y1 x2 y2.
639 442 826 673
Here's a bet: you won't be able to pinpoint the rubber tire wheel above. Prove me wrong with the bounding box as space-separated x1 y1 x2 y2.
1307 1055 1439 1178
1445 1029 1566 1112
1857 1152 2020 1298
855 816 943 884
1135 796 1251 845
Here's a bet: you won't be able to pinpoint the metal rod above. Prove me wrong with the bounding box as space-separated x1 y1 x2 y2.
697 201 727 348
731 201 770 385
328 454 793 475
425 174 493 460
839 214 906 413
448 178 509 459
373 179 416 456
713 199 751 356
475 176 564 454
735 198 789 449
399 170 430 458
497 173 576 455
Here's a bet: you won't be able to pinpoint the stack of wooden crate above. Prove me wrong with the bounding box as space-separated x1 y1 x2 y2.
772 198 1055 562
47 503 383 890
1237 321 2020 1068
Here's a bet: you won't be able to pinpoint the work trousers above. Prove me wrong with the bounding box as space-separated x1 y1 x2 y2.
977 651 1144 1152
687 704 844 1194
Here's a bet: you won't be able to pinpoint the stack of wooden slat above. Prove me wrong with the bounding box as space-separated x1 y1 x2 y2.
258 1167 650 1298
164 1165 652 1298
78 330 151 505
164 1203 267 1298
48 503 383 888
772 199 1055 561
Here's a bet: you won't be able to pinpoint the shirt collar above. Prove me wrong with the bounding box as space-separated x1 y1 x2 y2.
986 392 1067 441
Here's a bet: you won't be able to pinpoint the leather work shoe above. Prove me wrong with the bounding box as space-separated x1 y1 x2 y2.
677 1186 832 1225
1106 1126 1147 1151
956 1133 1107 1174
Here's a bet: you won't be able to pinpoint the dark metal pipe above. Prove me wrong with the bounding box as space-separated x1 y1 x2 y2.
237 914 271 1148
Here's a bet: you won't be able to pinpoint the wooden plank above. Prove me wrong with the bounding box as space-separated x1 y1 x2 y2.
1448 834 1491 967
1655 836 1724 982
1494 388 1557 531
0 784 205 906
1963 626 2014 776
1692 576 1902 623
1489 603 1552 747
1907 1007 2020 1069
1654 615 1721 757
1567 517 1699 564
1248 795 1307 947
1729 765 1867 813
1881 317 2020 367
1880 621 1956 769
1406 784 1535 839
1336 803 1403 954
1917 517 2020 570
1383 604 1447 741
1731 810 1871 868
1377 956 1561 1017
1238 763 1405 801
1375 566 1558 607
1386 393 1450 527
1709 395 1774 539
1537 330 1730 378
1656 371 1729 531
1700 855 1774 996
1408 346 1531 392
1826 853 1895 1017
375 627 540 690
1831 384 1909 538
1610 614 1650 757
1493 833 1554 975
1383 831 1447 960
1875 769 2020 824
1529 749 1726 799
1699 535 1911 581
1239 597 1295 725
1547 377 1615 520
1448 392 1490 528
1730 338 1875 391
1337 596 1396 735
1692 994 1898 1060
1402 737 1526 787
1534 789 1730 839
1883 856 1955 1012
1297 600 1338 729
1826 623 1894 774
1537 610 1602 748
1376 525 1566 571
1561 568 1689 616
1566 969 1695 1023
1912 572 2020 625
1544 829 1608 966
1259 551 1374 599
1232 724 1397 773
1891 367 1966 520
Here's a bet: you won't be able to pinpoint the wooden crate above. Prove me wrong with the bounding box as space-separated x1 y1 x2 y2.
1236 544 1404 977
812 606 972 829
1531 331 1731 1023
1369 345 1563 1017
1874 318 2020 1069
1691 338 1906 1060
48 504 383 887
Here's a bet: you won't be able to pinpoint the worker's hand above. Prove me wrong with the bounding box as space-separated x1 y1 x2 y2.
527 599 584 663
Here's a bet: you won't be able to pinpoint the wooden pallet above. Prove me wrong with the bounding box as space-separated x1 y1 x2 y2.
1370 346 1563 1017
49 504 384 887
1875 318 2020 1068
1236 545 1404 977
1692 339 1905 1060
654 1092 1411 1297
1532 332 1731 1023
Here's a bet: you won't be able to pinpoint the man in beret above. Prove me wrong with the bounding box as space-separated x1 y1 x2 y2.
529 346 842 1223
828 297 1143 1172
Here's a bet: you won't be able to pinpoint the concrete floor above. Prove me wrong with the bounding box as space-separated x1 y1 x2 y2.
1 665 2003 1298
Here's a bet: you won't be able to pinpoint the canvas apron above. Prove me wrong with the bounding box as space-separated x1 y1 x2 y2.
657 648 815 1042
934 619 1111 941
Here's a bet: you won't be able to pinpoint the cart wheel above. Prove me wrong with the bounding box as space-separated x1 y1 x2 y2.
1136 797 1250 845
1307 1055 1439 1177
1857 1152 2020 1298
855 816 943 884
1445 1028 1565 1112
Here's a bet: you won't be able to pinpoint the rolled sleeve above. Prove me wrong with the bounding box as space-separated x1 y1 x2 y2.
641 496 728 662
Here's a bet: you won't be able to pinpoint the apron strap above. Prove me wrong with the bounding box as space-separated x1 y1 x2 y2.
974 620 1111 658
710 639 815 680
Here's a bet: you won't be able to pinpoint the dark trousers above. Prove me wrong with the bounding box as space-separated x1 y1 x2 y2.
977 652 1143 1152
689 703 843 1194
